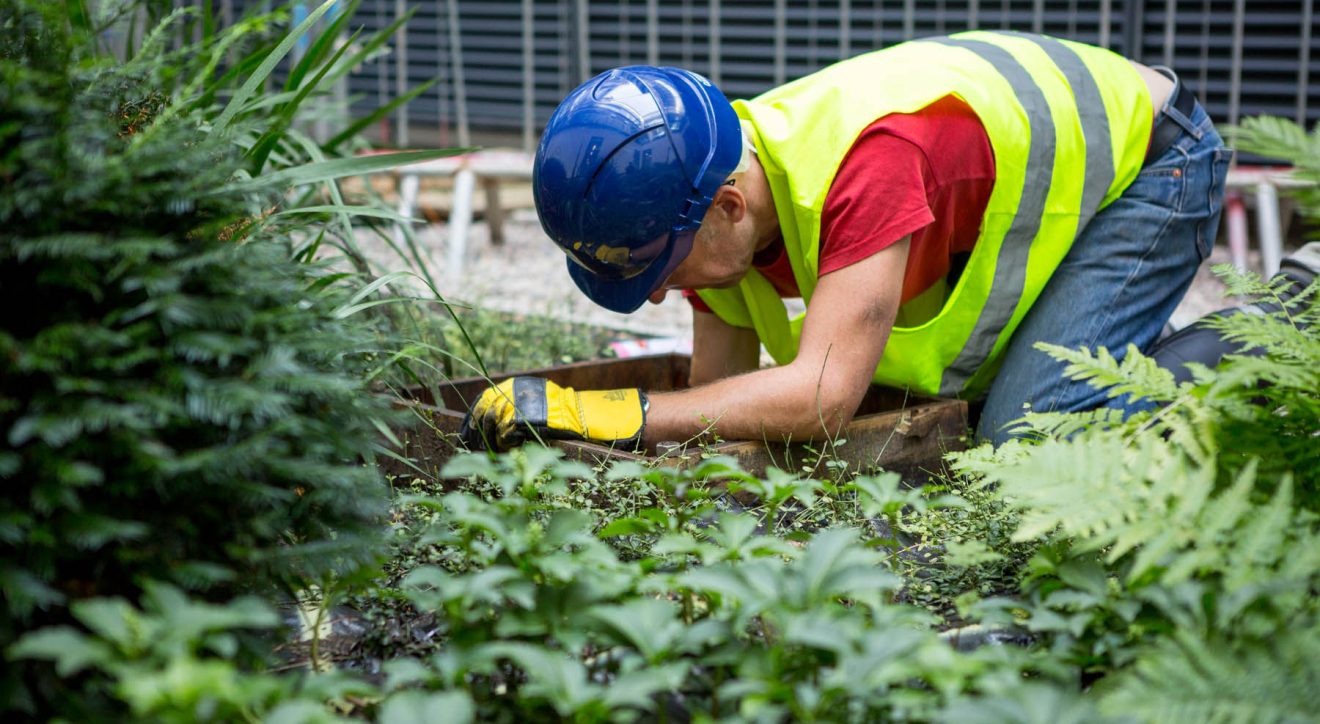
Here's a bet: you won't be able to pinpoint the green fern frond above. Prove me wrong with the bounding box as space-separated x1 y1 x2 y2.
1035 343 1183 404
1227 115 1317 169
1229 116 1320 218
1013 406 1130 439
1100 628 1320 723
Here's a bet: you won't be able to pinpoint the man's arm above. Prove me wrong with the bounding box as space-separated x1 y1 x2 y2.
688 309 761 386
644 238 909 445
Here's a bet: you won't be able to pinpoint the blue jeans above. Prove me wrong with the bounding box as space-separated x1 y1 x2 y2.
976 98 1232 445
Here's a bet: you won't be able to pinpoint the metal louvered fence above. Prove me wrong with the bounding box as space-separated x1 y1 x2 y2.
224 1 1317 151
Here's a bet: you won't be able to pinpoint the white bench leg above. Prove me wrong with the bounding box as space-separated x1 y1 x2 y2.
394 172 420 249
1225 191 1249 272
1255 181 1283 277
447 167 476 277
482 177 505 245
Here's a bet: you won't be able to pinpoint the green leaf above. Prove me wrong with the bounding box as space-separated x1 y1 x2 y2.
544 509 593 548
331 271 415 318
478 642 600 715
234 149 468 193
440 453 498 479
322 6 417 86
265 700 342 724
597 517 656 538
249 25 364 173
379 690 474 724
944 539 1005 568
602 662 690 711
70 597 137 647
8 626 114 676
284 0 361 92
382 658 433 692
268 204 415 224
588 599 684 662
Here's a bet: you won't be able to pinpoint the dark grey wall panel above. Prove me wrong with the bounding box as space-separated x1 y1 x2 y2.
231 1 1318 146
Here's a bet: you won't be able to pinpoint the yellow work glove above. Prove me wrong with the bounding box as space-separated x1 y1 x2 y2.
459 376 648 451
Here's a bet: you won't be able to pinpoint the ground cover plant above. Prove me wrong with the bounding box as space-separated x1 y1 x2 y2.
5 1 1319 721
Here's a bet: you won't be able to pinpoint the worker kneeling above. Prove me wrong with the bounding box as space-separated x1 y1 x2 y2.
461 30 1232 452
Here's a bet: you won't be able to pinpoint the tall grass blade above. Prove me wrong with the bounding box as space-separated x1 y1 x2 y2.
64 0 92 38
195 32 275 111
249 27 362 173
285 0 361 91
124 5 138 60
130 6 190 65
283 130 385 274
214 0 336 132
269 204 414 224
322 7 417 86
201 0 216 41
235 143 466 276
238 148 465 191
323 78 438 152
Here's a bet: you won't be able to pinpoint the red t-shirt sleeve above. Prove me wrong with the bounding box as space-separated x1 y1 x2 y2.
817 131 935 280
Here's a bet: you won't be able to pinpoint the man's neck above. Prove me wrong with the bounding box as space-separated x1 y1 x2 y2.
743 155 781 256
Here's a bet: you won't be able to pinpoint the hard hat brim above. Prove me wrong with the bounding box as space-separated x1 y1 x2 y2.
566 228 696 314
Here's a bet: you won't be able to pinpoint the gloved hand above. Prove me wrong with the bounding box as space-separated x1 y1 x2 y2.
459 376 648 451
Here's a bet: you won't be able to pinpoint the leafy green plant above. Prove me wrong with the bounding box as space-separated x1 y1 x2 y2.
9 582 378 722
0 0 458 715
333 448 1037 722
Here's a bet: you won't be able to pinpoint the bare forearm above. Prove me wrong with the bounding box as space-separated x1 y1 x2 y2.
649 238 909 447
644 361 859 445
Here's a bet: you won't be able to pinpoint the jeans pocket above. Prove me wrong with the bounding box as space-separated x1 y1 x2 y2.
1197 147 1234 261
1130 150 1189 207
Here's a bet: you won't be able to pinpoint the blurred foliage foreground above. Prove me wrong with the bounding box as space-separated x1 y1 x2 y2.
3 1 1319 722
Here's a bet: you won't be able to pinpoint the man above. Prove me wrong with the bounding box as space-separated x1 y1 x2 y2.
461 30 1231 451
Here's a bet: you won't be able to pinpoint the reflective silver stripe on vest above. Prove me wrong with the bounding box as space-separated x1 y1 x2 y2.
925 36 1055 397
1004 31 1114 232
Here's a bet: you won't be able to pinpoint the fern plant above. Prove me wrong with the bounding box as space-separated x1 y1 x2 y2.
947 113 1320 715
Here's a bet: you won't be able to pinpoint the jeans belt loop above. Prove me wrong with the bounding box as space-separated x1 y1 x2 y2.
1145 67 1199 166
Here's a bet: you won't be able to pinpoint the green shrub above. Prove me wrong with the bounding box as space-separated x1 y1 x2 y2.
0 0 401 713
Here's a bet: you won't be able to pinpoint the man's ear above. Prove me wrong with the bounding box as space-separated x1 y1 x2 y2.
711 183 747 224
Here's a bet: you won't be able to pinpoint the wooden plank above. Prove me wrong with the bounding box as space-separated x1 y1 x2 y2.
617 397 967 480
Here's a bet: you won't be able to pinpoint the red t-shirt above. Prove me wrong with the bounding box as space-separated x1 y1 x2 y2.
685 94 995 312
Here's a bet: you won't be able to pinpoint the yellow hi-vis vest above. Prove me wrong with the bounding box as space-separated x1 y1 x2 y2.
696 31 1153 398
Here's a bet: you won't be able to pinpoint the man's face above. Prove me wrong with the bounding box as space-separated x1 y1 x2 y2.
646 192 755 304
646 183 760 302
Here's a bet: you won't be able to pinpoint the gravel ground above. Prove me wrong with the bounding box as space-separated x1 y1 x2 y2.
359 205 1264 342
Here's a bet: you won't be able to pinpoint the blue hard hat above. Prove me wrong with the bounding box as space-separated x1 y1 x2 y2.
533 66 744 314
